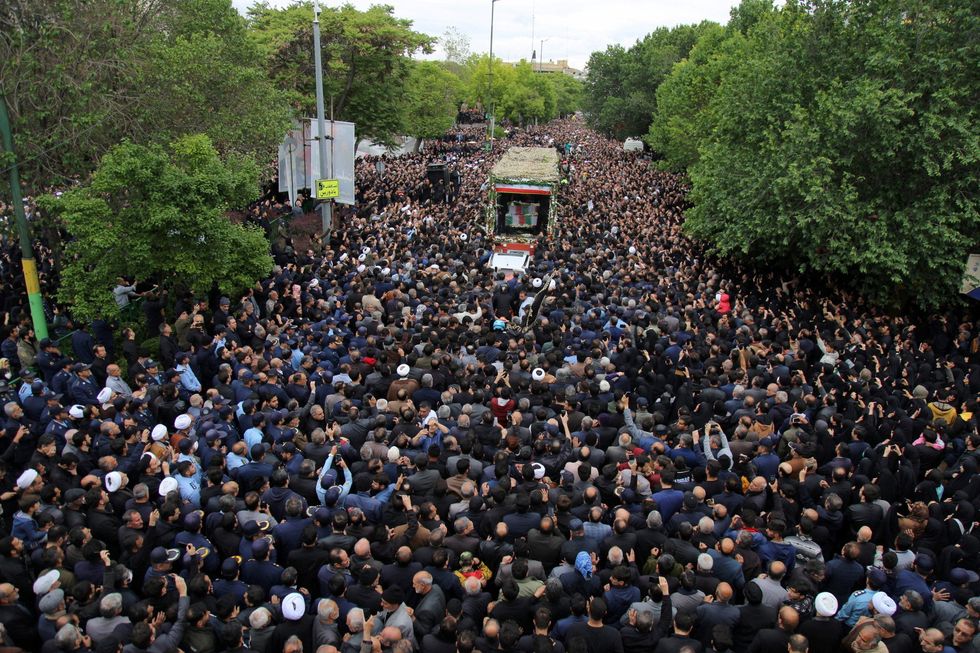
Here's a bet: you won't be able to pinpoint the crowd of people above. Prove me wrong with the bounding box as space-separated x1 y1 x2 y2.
0 116 978 653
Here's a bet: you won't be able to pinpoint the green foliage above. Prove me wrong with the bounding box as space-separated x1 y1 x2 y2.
500 61 556 125
464 55 516 114
402 61 463 139
43 135 272 321
727 0 776 34
551 74 584 118
0 0 291 188
647 25 743 171
680 0 980 307
247 2 433 146
463 56 581 127
583 23 718 139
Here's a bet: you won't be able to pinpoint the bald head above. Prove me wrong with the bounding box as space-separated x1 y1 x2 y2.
354 538 371 557
719 537 735 556
857 526 873 543
778 606 799 631
769 561 787 580
715 583 733 603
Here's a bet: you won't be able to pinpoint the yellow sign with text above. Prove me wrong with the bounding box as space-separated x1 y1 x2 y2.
315 179 340 199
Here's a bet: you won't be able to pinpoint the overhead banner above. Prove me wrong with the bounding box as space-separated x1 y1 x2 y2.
309 119 356 206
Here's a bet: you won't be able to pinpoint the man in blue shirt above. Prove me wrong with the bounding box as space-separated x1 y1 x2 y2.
651 469 685 522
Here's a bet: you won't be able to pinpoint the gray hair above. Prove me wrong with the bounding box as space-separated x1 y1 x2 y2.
347 607 365 631
698 516 714 534
607 546 624 566
873 615 896 634
100 592 122 618
55 624 82 648
646 511 663 529
317 598 339 621
635 610 654 633
359 444 374 461
464 577 483 596
249 607 272 629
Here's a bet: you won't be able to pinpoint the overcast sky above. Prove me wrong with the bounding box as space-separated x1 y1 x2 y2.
232 0 748 70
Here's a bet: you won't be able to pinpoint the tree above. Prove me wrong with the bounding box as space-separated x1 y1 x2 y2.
551 74 584 117
727 0 776 34
646 24 743 171
402 61 463 139
463 54 516 115
42 135 272 321
0 0 290 189
583 23 717 140
500 61 556 125
684 0 980 307
247 2 433 146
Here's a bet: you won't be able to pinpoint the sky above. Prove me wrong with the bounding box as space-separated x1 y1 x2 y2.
232 0 748 70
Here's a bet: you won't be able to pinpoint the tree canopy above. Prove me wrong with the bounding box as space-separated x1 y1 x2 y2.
0 0 291 188
246 2 434 146
44 135 272 321
585 0 978 307
583 23 716 140
402 61 465 140
464 55 582 127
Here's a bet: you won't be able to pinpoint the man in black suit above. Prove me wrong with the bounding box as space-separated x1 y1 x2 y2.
653 611 704 653
733 581 777 650
747 605 799 653
0 582 39 651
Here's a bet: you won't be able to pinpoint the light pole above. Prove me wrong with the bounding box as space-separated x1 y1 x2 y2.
0 96 47 340
488 0 501 150
312 0 332 243
539 38 549 72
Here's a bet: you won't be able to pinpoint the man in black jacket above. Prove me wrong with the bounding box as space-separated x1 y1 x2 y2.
747 605 799 653
733 582 778 651
622 576 673 653
0 582 38 651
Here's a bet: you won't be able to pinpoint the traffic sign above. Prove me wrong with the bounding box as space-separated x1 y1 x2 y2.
315 179 340 199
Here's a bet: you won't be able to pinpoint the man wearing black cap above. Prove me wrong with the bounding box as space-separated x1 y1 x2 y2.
36 338 63 383
241 537 282 594
894 554 935 613
68 363 99 406
213 556 248 607
372 585 416 646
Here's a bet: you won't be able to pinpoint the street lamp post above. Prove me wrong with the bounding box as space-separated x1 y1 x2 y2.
488 0 501 150
540 38 549 72
312 0 332 243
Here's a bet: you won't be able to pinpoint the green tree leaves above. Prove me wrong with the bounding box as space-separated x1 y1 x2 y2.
591 0 978 307
247 2 433 146
44 135 272 321
0 0 291 188
463 55 582 127
584 23 717 140
402 61 464 139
